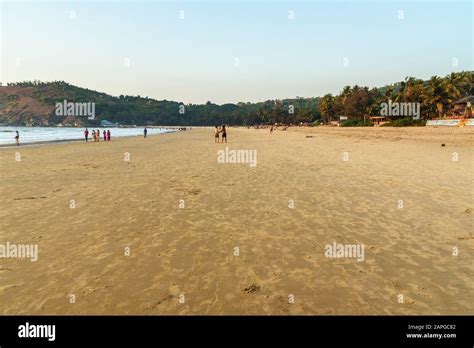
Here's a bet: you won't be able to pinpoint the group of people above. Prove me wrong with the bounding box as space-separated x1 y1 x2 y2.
84 128 111 142
214 125 227 143
12 126 191 146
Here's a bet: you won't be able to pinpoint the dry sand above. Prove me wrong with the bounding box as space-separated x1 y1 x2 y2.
0 126 472 315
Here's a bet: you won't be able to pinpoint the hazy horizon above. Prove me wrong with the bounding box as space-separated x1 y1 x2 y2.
1 0 472 104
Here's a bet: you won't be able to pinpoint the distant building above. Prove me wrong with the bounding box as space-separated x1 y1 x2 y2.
369 116 388 126
453 96 473 118
329 115 348 126
101 120 118 127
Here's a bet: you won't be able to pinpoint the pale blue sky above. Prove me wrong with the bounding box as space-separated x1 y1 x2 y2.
1 0 472 103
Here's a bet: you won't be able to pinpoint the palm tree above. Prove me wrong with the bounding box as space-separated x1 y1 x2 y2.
318 94 336 124
384 85 394 101
423 76 453 117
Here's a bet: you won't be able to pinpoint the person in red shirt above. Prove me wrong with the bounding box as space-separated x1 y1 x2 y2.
84 128 89 142
107 130 111 141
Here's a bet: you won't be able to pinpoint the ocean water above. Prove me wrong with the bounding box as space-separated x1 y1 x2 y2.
0 126 174 145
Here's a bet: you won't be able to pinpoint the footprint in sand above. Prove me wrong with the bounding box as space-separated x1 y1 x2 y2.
82 287 98 295
302 253 313 261
142 295 174 312
415 286 431 298
14 196 47 200
457 233 473 240
187 188 201 195
243 283 261 294
392 280 403 290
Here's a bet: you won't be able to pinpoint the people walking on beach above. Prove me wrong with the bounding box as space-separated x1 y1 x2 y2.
84 128 89 142
15 131 20 146
144 127 148 138
107 130 111 141
221 125 227 143
270 125 274 134
96 129 100 142
103 130 107 141
92 130 96 142
214 125 220 143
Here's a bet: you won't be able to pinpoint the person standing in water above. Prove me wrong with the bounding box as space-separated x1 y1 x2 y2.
96 129 100 142
14 131 20 146
144 127 148 138
84 128 89 142
107 130 111 141
221 125 227 143
103 130 107 141
214 126 220 143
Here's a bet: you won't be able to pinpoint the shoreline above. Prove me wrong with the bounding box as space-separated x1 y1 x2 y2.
0 130 178 148
4 125 471 156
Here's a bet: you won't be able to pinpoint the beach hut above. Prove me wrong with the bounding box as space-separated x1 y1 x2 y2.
453 96 474 118
369 116 388 126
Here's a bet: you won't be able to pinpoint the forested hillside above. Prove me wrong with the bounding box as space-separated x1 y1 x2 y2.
0 71 471 126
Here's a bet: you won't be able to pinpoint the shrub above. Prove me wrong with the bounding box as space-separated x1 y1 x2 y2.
340 119 373 127
381 118 426 127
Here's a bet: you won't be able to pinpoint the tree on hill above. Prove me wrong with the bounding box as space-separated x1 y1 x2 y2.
1 71 472 126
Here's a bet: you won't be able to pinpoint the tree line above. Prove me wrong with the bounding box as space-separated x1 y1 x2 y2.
4 71 472 126
319 72 472 124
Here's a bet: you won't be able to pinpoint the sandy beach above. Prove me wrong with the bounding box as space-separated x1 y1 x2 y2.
0 127 472 315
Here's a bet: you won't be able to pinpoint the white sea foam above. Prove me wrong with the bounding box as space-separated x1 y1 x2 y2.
0 126 174 145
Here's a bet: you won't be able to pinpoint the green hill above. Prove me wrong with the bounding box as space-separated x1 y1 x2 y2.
1 71 471 126
0 81 319 127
